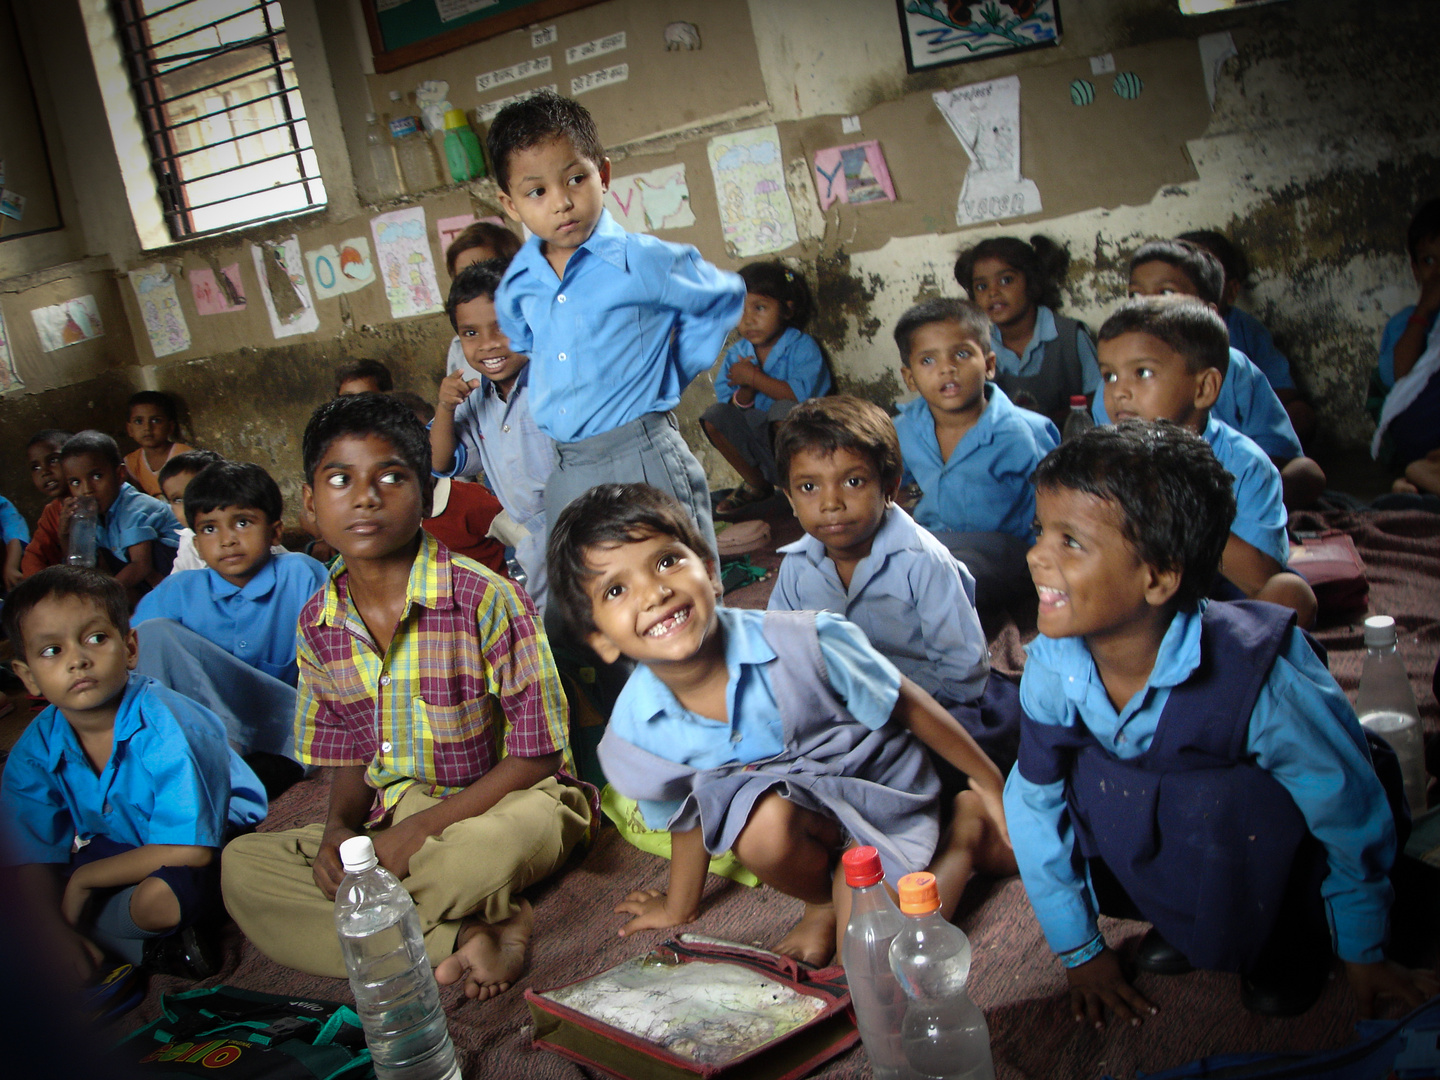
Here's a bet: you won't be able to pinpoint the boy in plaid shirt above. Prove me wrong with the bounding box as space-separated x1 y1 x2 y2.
222 394 594 1001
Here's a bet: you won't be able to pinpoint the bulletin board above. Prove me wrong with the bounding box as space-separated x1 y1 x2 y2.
362 0 607 73
0 0 62 240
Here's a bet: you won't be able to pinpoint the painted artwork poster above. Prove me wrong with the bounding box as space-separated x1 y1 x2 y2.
190 264 247 315
250 237 319 339
304 238 376 301
707 126 798 258
813 141 896 210
606 164 696 233
129 265 192 358
371 207 444 320
933 75 1042 226
898 1 1061 72
0 309 22 393
32 296 104 353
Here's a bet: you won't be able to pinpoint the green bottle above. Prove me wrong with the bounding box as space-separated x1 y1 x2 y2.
443 109 486 183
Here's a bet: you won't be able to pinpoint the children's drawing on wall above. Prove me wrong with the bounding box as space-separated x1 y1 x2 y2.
813 141 896 210
707 126 799 258
934 75 1042 227
305 239 376 301
606 165 696 233
0 310 22 394
250 236 319 340
0 189 27 221
189 264 246 315
1180 0 1288 11
32 295 103 352
898 0 1061 72
371 206 444 320
129 265 191 359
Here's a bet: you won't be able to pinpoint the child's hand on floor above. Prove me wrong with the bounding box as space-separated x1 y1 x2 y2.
1345 959 1440 1019
1067 946 1157 1029
614 888 697 937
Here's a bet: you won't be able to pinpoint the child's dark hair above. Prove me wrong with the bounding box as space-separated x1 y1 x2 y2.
739 261 812 331
301 392 433 488
894 297 993 363
1406 198 1440 261
2 566 130 662
392 391 435 424
445 222 521 277
128 390 179 422
486 89 605 194
1098 296 1231 377
59 430 122 468
954 235 1070 310
775 396 904 493
334 358 394 395
1177 230 1248 293
446 258 512 329
1129 239 1224 305
184 461 283 525
158 448 224 489
1033 419 1235 611
548 483 712 640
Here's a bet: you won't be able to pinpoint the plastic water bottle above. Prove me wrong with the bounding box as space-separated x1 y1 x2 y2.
889 872 995 1080
1061 395 1094 442
841 847 912 1080
1356 615 1428 816
67 497 98 568
442 109 486 183
367 112 404 199
334 836 460 1080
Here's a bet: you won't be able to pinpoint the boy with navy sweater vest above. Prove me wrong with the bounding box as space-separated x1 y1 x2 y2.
488 90 745 559
1004 422 1434 1022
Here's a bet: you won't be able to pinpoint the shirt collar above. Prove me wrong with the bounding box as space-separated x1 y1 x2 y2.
629 608 775 724
777 504 915 567
736 326 800 362
484 363 531 399
314 532 454 630
207 553 279 601
991 305 1058 366
575 208 629 271
43 672 148 771
1027 603 1205 706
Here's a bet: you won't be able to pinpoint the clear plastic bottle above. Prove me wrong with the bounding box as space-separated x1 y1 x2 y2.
841 847 912 1080
367 112 404 199
1356 615 1428 816
67 496 98 568
889 872 995 1080
1061 395 1094 442
334 836 460 1080
388 91 441 193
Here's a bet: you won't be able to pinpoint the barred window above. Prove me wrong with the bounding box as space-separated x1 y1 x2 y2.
112 0 326 240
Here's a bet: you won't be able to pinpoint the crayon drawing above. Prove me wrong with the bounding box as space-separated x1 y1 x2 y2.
707 126 798 258
371 207 444 320
898 0 1061 72
32 296 104 353
129 265 191 358
813 141 896 210
189 265 247 315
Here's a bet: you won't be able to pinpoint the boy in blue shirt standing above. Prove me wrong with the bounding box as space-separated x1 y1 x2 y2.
488 90 745 559
1004 422 1434 1021
133 461 328 764
1 567 265 985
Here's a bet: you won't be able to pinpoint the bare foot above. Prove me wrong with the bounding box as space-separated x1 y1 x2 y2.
775 902 837 967
1392 478 1420 494
434 898 533 1001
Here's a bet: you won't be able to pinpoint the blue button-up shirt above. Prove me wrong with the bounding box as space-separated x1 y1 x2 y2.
496 209 745 443
770 505 987 708
100 483 180 563
1226 307 1294 391
134 552 329 685
714 327 831 413
0 494 30 545
1003 604 1395 964
0 673 266 864
991 305 1100 391
611 608 901 829
895 383 1059 540
1203 416 1289 566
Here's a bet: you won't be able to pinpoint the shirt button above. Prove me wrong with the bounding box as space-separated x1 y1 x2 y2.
502 424 510 433
381 741 392 753
239 640 247 649
379 674 392 686
730 732 742 743
103 803 112 814
557 294 566 303
558 352 567 361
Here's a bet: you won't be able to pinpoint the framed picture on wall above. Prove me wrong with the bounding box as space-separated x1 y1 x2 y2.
361 0 606 74
897 1 1062 73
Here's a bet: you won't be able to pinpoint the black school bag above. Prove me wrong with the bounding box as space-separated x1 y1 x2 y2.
118 985 373 1079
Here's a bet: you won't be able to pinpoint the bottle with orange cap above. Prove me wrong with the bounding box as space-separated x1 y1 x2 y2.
888 872 995 1080
840 847 912 1080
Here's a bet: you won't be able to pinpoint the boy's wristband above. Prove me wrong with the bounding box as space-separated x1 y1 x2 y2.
1408 309 1437 327
1059 933 1105 968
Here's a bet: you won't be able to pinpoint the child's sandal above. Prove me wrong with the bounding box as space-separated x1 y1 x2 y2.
715 482 773 516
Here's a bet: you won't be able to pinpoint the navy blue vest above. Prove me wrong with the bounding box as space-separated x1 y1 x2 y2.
1018 601 1311 973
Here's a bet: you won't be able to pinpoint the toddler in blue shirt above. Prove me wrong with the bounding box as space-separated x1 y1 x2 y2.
548 483 1012 967
488 90 745 560
1004 422 1432 1022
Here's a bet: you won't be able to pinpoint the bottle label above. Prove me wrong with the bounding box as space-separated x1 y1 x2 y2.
389 116 419 138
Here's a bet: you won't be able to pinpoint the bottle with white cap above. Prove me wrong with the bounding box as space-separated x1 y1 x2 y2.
334 835 460 1080
1355 615 1428 816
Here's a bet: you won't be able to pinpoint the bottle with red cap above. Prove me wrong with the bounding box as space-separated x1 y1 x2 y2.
1062 394 1094 442
841 847 912 1080
888 872 995 1080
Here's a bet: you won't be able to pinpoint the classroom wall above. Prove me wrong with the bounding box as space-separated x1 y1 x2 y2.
0 0 1434 526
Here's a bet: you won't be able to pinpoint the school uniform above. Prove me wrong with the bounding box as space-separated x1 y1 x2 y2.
598 608 940 885
1226 307 1295 391
1004 600 1395 972
991 306 1100 429
99 482 180 566
497 209 745 558
1203 416 1290 566
170 528 287 573
0 494 30 548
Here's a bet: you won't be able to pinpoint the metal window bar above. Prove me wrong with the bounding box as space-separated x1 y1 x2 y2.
164 85 293 132
110 0 321 240
139 5 270 55
164 144 315 186
151 117 302 166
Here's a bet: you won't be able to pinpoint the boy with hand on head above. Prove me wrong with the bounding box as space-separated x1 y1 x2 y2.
133 461 328 763
334 358 394 397
891 297 1058 616
488 90 744 559
0 567 266 985
769 396 1023 776
19 429 73 577
1105 238 1326 509
431 259 556 609
59 431 179 602
444 222 523 383
553 484 1012 966
123 392 192 498
222 394 594 1001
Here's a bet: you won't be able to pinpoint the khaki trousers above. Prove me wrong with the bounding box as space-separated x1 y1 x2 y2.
221 776 592 978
